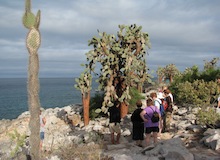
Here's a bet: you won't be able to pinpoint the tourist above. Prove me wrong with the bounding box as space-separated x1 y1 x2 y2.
131 100 144 147
40 109 46 151
109 100 121 144
150 92 164 138
162 86 174 103
163 89 173 132
140 98 160 146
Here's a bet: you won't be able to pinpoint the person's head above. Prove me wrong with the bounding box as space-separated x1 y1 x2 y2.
162 86 168 92
146 98 153 106
163 89 170 95
114 100 120 107
136 100 142 108
150 92 157 99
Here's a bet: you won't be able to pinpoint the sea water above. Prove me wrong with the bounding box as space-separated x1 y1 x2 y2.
0 78 98 120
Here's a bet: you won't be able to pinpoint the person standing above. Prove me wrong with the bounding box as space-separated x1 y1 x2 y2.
163 89 173 132
40 109 46 151
150 92 164 137
109 100 121 144
140 98 160 146
131 100 144 147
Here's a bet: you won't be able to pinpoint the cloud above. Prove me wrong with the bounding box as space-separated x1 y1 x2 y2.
0 0 219 78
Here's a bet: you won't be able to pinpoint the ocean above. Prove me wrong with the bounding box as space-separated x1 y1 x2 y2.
0 78 98 120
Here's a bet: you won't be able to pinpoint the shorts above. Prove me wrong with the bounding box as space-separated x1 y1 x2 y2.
40 132 45 140
145 127 159 134
109 123 121 134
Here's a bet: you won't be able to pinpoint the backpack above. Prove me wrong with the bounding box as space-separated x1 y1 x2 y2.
155 100 165 117
146 107 160 123
162 99 168 111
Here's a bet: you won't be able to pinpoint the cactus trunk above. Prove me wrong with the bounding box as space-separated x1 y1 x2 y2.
82 92 90 126
28 52 41 159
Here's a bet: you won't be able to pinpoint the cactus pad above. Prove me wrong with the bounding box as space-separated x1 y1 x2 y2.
23 12 36 29
26 28 41 54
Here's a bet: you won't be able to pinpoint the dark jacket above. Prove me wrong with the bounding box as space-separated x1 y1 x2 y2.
131 108 143 123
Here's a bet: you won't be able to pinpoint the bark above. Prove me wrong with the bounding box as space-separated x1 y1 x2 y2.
82 92 90 126
120 102 128 118
169 76 173 83
137 83 142 93
28 53 40 159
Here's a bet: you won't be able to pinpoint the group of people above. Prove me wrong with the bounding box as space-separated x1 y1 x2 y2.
131 87 174 147
108 86 174 147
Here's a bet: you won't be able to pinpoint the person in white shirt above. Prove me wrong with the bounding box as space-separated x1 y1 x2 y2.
150 92 164 137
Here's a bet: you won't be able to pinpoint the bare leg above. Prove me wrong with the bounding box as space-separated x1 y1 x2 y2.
158 119 163 137
40 140 42 149
145 133 151 146
116 133 120 144
153 132 158 144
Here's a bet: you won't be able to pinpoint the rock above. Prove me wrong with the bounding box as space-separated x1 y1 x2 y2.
1 102 220 159
142 138 194 160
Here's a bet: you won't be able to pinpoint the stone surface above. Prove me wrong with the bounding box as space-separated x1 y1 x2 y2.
0 103 220 159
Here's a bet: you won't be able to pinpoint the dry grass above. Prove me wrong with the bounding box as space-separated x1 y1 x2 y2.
47 142 113 160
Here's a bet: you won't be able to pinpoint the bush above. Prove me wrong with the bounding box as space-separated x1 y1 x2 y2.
171 80 218 107
89 92 106 119
197 107 220 128
128 87 145 113
90 87 144 117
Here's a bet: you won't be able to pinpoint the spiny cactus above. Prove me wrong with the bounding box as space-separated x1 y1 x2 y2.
22 0 41 159
76 24 151 119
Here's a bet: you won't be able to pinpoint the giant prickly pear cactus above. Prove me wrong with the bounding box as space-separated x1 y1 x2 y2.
76 24 151 119
22 0 41 159
75 68 92 126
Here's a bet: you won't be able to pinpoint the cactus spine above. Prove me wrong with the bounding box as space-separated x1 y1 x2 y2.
22 0 41 159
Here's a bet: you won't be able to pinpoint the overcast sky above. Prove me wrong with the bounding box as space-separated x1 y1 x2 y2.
0 0 219 78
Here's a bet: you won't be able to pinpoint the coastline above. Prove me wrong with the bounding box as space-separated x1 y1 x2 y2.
0 102 220 159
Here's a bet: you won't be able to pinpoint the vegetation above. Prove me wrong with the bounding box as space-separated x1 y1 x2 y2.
169 58 220 106
22 0 41 159
90 92 106 119
75 24 151 124
166 58 220 128
89 87 144 119
157 64 180 84
128 87 145 113
8 130 26 158
197 107 220 129
56 143 112 160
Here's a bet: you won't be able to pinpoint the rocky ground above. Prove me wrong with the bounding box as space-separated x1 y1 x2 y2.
0 99 220 159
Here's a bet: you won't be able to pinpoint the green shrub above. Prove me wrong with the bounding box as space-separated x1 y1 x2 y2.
171 80 218 107
197 107 220 128
128 87 145 113
89 92 106 119
8 130 26 157
90 87 144 117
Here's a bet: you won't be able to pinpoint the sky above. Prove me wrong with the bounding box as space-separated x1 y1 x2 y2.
0 0 219 78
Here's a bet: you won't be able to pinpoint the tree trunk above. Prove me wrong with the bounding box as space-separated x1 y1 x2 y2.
82 92 90 126
158 76 163 84
169 76 173 83
137 83 142 93
120 102 128 118
28 53 40 159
